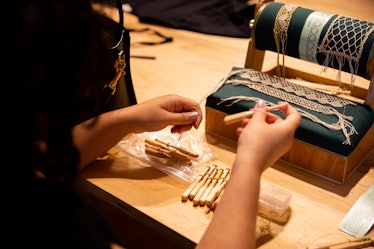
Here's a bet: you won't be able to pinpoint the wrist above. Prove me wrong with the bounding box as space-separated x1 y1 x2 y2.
232 152 265 179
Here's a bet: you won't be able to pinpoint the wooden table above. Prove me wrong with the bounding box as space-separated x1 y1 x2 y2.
81 1 374 248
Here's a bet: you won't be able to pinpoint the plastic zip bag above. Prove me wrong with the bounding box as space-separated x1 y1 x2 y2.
115 127 215 183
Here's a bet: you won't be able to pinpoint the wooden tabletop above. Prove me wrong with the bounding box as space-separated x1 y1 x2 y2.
81 1 374 248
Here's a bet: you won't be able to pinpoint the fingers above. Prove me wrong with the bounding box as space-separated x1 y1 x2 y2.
190 105 203 128
170 111 200 133
240 99 276 127
167 95 203 133
251 101 299 124
236 100 300 136
176 106 202 129
173 95 203 128
281 102 302 128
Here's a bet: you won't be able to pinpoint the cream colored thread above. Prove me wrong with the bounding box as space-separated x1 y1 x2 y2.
218 69 358 145
224 68 356 107
273 4 298 78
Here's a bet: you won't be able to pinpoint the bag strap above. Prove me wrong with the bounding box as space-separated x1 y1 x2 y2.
91 0 124 26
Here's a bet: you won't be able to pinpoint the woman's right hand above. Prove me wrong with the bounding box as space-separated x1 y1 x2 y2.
235 99 301 173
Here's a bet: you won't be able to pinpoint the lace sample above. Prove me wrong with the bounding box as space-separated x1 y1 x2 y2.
273 4 298 77
299 11 335 63
318 16 374 86
218 69 358 145
221 69 356 107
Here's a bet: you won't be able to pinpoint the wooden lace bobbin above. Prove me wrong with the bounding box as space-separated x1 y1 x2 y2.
205 168 230 206
145 142 191 165
154 138 199 158
188 165 217 201
144 138 198 165
181 165 211 202
199 168 224 206
223 102 288 125
192 167 219 206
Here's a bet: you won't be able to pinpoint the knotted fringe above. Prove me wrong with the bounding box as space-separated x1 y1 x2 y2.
317 15 374 87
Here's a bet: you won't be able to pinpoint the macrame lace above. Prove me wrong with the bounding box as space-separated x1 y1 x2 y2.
317 15 374 87
217 69 358 145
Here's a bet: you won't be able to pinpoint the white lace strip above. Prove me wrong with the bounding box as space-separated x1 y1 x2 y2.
217 69 358 145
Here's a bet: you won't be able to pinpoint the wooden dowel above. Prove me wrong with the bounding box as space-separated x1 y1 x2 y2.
181 165 210 202
223 102 288 125
307 237 372 249
330 240 372 249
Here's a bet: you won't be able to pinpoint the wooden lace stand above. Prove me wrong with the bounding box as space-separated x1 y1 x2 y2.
206 0 374 184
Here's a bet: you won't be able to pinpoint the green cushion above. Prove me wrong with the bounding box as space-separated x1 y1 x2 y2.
206 67 373 156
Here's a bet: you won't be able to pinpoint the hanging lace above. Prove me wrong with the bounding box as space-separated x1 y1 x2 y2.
317 15 374 87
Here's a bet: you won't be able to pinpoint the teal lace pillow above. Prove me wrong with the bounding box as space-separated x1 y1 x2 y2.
206 67 373 156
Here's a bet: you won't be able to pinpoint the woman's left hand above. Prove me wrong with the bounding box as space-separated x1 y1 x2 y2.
130 94 203 133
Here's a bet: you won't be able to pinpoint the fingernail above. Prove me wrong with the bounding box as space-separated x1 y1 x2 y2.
257 99 265 108
189 111 198 120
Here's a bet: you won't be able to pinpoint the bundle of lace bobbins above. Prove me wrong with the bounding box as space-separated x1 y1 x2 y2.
144 138 199 165
181 164 231 212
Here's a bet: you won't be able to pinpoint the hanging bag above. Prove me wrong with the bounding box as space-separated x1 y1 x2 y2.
92 0 137 114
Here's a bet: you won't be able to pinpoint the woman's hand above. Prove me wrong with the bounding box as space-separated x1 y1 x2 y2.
130 94 203 133
235 99 301 173
74 94 202 168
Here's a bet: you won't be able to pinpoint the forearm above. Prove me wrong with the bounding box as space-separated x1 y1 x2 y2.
73 107 141 169
73 94 203 169
196 155 263 249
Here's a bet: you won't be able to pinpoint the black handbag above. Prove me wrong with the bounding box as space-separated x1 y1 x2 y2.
98 0 137 110
78 0 137 122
